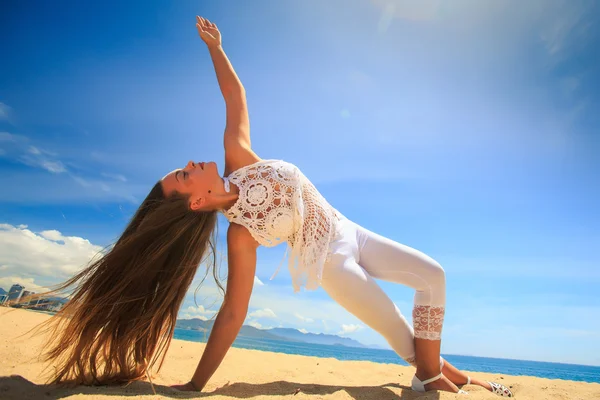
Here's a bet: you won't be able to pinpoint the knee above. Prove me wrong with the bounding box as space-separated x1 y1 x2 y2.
428 260 446 288
413 259 446 306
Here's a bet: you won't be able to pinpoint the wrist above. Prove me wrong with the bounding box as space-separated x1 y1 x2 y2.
207 43 223 51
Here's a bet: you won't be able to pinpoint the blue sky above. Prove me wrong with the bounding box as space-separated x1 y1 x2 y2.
1 0 599 366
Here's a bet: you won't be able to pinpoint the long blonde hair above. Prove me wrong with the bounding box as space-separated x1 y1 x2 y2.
36 182 220 385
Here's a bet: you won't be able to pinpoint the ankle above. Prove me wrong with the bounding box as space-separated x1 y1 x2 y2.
415 367 441 380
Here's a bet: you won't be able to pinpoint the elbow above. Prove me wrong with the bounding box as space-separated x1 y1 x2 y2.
223 84 246 102
235 84 246 96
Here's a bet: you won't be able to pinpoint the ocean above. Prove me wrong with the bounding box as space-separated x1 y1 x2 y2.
174 328 600 384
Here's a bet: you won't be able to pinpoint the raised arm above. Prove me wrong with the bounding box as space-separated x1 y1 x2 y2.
196 16 260 174
187 223 259 391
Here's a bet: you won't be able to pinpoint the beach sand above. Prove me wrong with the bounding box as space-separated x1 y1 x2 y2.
1 308 598 400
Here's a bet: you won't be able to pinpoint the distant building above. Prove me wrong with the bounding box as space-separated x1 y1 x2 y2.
0 283 67 311
7 284 24 304
21 290 37 306
28 296 68 312
22 290 34 297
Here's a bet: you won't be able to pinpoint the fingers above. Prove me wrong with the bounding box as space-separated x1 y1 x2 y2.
196 15 217 30
197 16 208 28
195 16 208 36
196 15 206 30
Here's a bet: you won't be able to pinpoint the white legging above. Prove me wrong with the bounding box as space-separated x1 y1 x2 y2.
320 217 446 366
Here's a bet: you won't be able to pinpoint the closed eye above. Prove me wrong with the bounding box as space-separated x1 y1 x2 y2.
175 170 188 183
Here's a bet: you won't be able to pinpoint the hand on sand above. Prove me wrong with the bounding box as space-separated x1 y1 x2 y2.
196 16 222 48
170 381 199 391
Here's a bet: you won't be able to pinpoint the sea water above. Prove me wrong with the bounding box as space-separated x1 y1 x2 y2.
174 328 600 383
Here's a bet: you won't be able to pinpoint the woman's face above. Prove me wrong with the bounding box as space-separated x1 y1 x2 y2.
161 160 221 210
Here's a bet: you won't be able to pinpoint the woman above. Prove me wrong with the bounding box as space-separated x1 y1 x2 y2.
41 16 513 397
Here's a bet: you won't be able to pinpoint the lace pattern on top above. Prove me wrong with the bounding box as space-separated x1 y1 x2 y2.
223 160 338 291
413 305 445 340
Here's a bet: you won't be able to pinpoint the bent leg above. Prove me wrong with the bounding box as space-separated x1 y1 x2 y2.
354 224 455 392
320 254 417 366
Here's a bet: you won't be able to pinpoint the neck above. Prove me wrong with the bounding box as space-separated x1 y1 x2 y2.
216 177 239 211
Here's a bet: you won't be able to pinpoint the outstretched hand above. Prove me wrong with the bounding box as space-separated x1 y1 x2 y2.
196 16 222 48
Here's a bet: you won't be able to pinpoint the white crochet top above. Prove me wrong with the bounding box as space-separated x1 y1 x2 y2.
222 160 339 292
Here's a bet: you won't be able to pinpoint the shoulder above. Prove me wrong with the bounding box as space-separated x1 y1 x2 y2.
227 223 259 249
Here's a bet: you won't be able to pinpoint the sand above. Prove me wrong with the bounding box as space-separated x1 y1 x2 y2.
1 308 598 400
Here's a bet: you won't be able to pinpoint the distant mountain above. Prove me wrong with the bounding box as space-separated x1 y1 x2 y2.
367 343 389 350
0 288 6 295
176 318 212 332
176 318 296 341
175 318 369 349
269 328 368 348
239 326 297 341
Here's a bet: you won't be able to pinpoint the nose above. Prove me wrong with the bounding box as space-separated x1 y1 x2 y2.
186 161 195 169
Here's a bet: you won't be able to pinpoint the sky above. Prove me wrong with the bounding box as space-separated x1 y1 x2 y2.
1 0 599 366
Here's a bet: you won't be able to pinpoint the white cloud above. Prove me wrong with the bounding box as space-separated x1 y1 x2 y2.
248 308 277 319
0 224 103 279
322 319 330 331
0 132 20 142
0 276 45 294
40 160 67 173
298 328 308 334
247 320 272 330
339 324 362 335
71 175 91 188
0 128 136 202
39 230 64 242
101 172 128 182
254 276 264 286
0 170 143 204
180 268 374 340
248 320 262 329
294 312 314 323
537 1 591 61
184 305 218 321
2 133 63 175
0 134 67 174
18 150 67 174
28 146 41 155
0 103 12 121
245 281 370 335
